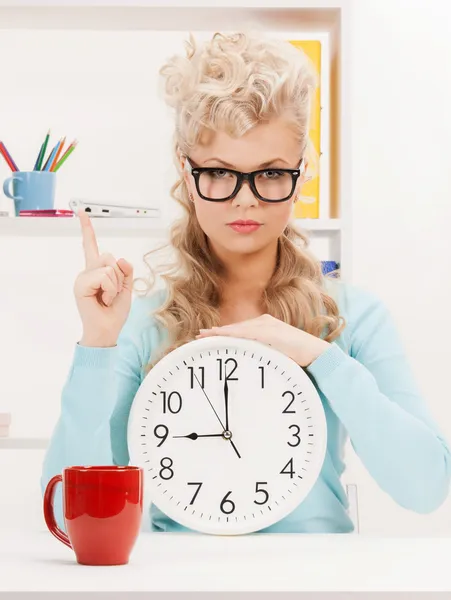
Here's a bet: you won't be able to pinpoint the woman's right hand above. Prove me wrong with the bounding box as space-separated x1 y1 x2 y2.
74 209 134 347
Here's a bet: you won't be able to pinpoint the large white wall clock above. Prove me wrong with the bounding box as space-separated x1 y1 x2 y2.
127 335 327 535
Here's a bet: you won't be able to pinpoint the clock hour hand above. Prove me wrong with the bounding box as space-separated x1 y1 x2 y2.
173 431 241 458
173 432 224 441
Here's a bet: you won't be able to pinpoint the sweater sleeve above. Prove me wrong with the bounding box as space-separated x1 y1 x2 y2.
40 295 158 533
305 284 451 514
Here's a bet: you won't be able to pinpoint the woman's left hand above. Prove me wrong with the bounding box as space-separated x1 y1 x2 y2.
196 314 330 368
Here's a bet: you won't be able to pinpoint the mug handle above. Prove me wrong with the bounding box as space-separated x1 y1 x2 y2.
43 474 72 549
3 177 23 201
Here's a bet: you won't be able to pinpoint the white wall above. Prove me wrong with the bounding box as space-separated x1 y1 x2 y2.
1 0 451 535
341 0 451 535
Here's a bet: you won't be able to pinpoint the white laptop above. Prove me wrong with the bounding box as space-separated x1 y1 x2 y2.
69 198 160 218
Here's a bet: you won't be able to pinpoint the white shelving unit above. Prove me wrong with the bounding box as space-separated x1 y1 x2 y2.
0 216 342 237
0 0 351 266
0 0 352 451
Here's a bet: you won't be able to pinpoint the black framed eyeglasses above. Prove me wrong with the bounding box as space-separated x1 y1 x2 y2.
184 156 305 203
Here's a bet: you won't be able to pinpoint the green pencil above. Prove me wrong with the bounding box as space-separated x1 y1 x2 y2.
53 140 77 172
36 129 50 171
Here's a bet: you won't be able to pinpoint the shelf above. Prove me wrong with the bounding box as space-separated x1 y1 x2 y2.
299 219 342 231
0 2 348 34
0 437 49 450
0 217 341 237
0 216 166 237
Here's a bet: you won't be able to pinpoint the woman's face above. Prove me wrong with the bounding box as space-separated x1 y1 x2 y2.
181 117 307 258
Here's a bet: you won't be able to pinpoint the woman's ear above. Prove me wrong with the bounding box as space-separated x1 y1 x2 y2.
298 158 312 191
177 150 190 186
293 158 306 198
176 147 185 170
178 153 195 200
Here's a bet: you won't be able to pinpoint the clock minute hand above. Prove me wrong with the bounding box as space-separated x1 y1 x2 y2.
223 376 241 458
224 377 229 431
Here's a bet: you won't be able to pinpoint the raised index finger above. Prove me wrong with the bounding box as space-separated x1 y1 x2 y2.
78 208 99 268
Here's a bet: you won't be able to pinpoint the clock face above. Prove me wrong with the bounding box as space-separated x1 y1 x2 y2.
127 335 327 535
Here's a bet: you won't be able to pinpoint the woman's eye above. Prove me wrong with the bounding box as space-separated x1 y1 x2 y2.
263 170 283 179
211 170 229 179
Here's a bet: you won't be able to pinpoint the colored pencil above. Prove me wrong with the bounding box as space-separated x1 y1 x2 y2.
49 137 65 172
36 129 50 171
42 141 59 171
0 143 15 171
0 141 19 171
53 140 77 172
33 142 44 170
43 145 58 172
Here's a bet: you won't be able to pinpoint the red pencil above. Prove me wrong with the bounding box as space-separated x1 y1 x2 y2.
0 141 18 171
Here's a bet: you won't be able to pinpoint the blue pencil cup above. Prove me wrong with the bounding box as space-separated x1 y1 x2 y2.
3 171 56 216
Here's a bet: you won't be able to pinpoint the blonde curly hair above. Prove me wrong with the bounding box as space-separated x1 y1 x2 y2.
134 31 345 374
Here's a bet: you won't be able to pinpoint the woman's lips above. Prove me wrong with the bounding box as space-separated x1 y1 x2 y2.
227 221 262 234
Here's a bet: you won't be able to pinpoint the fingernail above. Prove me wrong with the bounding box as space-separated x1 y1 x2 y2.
199 329 208 333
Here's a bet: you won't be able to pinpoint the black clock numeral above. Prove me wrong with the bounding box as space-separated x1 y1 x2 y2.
288 424 301 447
188 366 205 389
282 390 296 414
220 491 236 514
159 457 174 480
254 482 269 505
217 358 238 381
154 424 169 447
161 391 183 414
280 458 295 478
259 366 265 389
187 482 203 505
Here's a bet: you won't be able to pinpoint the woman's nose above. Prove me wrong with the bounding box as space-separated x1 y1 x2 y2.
230 180 259 208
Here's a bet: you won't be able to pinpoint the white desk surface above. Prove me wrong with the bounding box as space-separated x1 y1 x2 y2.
1 530 451 592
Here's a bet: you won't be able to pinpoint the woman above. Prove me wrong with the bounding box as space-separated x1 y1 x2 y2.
41 31 450 534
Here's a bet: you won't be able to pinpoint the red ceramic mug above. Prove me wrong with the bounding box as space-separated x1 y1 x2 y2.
43 465 143 566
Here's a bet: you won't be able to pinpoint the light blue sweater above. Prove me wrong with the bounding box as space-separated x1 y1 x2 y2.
41 279 451 534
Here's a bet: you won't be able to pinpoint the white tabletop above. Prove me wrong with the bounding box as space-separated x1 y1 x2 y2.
1 529 451 593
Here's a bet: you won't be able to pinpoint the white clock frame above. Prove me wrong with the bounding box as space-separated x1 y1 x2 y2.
128 335 328 535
